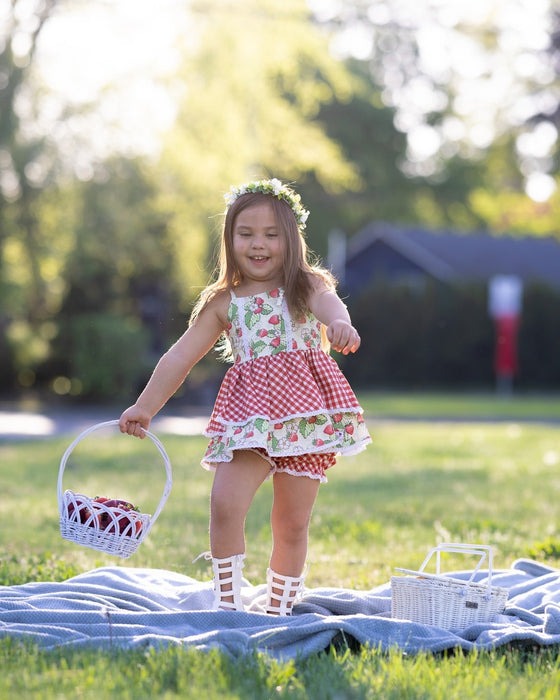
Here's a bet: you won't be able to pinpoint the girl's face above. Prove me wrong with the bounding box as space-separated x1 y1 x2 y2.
232 201 285 290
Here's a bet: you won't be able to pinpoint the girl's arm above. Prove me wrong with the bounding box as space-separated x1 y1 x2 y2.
308 279 361 355
119 293 228 437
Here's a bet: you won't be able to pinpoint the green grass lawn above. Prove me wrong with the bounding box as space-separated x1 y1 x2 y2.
1 408 560 698
357 390 560 421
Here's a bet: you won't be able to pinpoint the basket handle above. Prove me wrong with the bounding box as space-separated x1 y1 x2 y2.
418 543 495 590
57 419 172 535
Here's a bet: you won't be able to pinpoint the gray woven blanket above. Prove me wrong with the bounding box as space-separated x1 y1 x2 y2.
1 558 559 658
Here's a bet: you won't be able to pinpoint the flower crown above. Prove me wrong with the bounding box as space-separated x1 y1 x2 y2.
224 178 310 233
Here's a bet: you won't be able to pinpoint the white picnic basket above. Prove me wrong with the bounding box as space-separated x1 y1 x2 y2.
391 543 508 630
57 420 172 559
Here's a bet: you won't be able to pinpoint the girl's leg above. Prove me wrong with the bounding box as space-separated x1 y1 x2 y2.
267 471 320 614
209 450 270 609
270 471 320 574
210 449 271 556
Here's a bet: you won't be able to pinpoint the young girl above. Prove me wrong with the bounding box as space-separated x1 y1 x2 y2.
119 178 371 615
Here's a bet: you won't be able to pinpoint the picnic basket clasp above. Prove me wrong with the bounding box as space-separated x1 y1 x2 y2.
57 420 172 559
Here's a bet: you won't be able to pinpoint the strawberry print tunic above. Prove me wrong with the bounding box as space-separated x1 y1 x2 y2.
202 288 371 470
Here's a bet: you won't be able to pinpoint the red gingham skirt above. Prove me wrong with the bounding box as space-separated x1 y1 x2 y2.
202 349 371 466
206 349 361 429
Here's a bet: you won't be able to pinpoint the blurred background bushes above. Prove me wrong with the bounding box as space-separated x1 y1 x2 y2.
343 281 560 391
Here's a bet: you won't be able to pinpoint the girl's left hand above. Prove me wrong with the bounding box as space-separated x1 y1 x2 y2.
326 320 361 355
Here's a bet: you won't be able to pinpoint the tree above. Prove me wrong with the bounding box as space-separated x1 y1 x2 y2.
0 0 63 312
154 0 364 303
2 0 374 397
0 0 61 387
302 58 493 251
309 0 559 215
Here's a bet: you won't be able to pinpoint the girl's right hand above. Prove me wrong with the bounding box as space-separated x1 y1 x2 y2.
118 405 152 438
326 319 361 355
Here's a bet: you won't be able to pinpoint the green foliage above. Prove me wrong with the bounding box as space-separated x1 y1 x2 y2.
60 312 150 399
526 538 560 562
0 1 64 343
1 0 376 398
301 60 413 254
2 0 560 405
2 642 560 700
0 553 79 586
155 0 364 298
470 182 560 238
62 158 173 313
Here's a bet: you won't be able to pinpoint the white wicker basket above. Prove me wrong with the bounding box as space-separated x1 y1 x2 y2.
391 543 508 630
57 420 172 559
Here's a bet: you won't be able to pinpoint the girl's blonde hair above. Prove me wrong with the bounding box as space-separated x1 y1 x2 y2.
190 191 336 325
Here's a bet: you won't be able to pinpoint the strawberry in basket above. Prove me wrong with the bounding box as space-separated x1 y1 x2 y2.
94 496 143 536
67 497 93 525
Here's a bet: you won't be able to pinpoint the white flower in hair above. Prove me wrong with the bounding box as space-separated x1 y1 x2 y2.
223 178 310 233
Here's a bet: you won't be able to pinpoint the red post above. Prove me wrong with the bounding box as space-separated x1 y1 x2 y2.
494 315 520 388
488 276 522 395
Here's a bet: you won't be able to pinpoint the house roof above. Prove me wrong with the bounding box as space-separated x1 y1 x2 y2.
345 222 560 289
